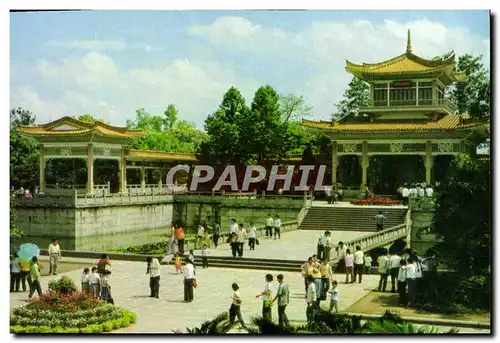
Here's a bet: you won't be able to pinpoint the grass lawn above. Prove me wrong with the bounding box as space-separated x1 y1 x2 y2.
345 291 490 323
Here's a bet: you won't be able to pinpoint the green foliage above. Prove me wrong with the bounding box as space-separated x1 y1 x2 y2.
77 114 105 123
48 276 78 294
111 240 169 254
10 108 40 190
174 312 231 334
27 291 101 311
164 104 178 130
332 77 370 120
452 54 490 120
10 307 136 333
10 191 24 242
278 93 312 122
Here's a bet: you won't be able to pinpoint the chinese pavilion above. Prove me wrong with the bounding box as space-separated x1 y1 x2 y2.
302 30 489 190
17 116 197 194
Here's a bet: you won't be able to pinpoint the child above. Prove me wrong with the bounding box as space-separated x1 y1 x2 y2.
201 245 209 268
88 266 100 297
364 253 373 275
175 252 183 274
328 281 339 313
81 268 90 292
100 270 113 303
229 283 247 329
397 259 408 306
189 250 195 266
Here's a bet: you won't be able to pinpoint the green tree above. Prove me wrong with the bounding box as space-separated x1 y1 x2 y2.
10 191 24 242
278 93 313 122
202 87 251 165
10 108 40 190
332 77 370 120
452 54 490 120
77 114 105 123
164 104 178 130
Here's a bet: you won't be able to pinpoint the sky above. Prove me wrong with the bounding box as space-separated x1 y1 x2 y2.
10 10 491 129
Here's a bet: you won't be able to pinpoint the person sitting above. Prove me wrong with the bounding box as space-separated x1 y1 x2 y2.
364 184 373 198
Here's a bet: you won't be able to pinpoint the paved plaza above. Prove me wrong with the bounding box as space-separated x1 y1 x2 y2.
9 257 379 333
193 229 369 260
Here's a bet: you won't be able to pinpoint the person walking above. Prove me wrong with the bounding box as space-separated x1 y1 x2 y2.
10 253 21 292
274 215 281 239
353 245 364 283
28 256 42 299
406 258 417 308
248 222 256 250
344 249 354 284
146 257 161 298
197 224 205 245
230 219 238 235
201 245 209 268
175 225 185 254
48 238 61 275
374 212 387 232
389 251 402 293
377 250 390 292
265 214 274 238
229 283 247 329
212 220 221 248
272 274 290 327
237 224 247 258
183 258 196 303
255 274 273 322
305 275 317 323
364 253 373 275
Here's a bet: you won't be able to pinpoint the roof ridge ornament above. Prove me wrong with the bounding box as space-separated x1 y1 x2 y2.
406 29 412 53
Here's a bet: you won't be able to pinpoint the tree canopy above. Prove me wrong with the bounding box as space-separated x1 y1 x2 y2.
332 77 370 121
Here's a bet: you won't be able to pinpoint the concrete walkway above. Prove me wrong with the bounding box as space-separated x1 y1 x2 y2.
9 257 379 333
193 229 368 260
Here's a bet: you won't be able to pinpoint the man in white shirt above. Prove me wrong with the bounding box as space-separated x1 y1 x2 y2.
305 275 317 323
274 215 281 239
325 186 332 204
236 224 247 258
397 259 408 306
353 245 364 283
344 249 354 284
248 222 257 250
401 183 409 206
230 219 238 235
255 274 274 322
323 231 332 261
405 258 417 307
197 224 205 244
389 252 402 293
48 238 61 275
146 257 161 298
377 250 390 292
417 184 425 198
425 186 433 197
183 259 196 303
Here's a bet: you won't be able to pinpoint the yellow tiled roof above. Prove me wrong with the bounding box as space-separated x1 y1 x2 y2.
302 114 477 132
18 116 144 138
125 149 198 161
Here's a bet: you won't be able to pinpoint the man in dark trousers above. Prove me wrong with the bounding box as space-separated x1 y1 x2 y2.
183 258 196 303
272 274 290 327
146 257 161 298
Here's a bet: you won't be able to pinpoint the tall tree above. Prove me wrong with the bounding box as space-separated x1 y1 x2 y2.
10 108 39 190
332 77 370 120
452 54 490 120
78 114 105 123
278 93 313 122
202 87 251 165
164 104 178 130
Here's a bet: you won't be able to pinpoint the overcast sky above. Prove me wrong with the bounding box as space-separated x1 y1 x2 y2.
10 10 490 129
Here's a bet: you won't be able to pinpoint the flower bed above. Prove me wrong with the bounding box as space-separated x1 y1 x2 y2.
10 277 136 334
350 197 403 206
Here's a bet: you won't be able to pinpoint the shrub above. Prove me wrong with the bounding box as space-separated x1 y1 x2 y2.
26 291 100 312
48 276 78 294
111 240 169 254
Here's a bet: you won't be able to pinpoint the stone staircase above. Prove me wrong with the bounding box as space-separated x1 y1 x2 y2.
299 206 407 232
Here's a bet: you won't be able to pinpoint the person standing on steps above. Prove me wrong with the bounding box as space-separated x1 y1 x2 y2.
274 215 281 239
229 283 247 329
272 274 290 327
183 258 196 303
212 220 221 248
374 211 387 231
146 257 161 298
237 224 247 258
377 249 390 292
48 238 61 275
265 214 274 238
255 274 273 322
389 251 402 293
353 245 364 283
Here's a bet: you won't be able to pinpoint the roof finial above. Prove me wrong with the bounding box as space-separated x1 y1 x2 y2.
406 29 412 53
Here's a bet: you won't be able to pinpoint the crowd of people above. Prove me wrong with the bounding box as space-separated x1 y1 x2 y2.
397 182 434 205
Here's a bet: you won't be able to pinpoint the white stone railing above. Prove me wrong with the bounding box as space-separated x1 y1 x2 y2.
76 192 173 207
297 195 313 226
93 183 110 196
